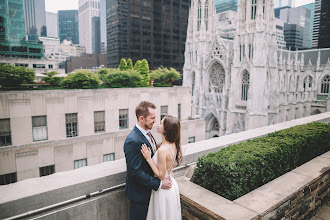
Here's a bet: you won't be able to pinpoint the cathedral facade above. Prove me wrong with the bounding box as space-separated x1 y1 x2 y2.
183 0 330 138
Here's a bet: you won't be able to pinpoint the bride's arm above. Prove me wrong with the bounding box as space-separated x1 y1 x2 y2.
141 144 166 180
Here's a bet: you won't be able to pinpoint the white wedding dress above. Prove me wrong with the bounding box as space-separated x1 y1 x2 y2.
146 146 182 220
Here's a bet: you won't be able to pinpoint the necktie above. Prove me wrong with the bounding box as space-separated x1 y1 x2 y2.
147 132 156 153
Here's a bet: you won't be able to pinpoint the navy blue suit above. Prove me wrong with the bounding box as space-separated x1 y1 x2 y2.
124 126 160 220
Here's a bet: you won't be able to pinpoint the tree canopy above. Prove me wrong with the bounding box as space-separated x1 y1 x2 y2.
0 64 35 88
60 70 100 88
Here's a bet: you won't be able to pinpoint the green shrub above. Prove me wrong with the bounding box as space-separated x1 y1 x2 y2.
60 70 100 88
192 122 330 201
103 69 144 88
150 67 181 86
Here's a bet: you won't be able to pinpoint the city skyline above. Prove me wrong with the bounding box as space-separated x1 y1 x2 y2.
45 0 315 13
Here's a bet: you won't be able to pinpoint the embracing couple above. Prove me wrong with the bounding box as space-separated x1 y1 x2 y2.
124 101 182 220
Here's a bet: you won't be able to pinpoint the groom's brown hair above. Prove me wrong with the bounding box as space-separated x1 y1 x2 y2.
135 101 156 120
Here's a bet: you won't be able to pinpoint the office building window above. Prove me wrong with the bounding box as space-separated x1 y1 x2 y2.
39 165 55 177
103 153 115 162
160 105 168 121
94 111 105 133
119 109 128 129
66 113 78 137
0 172 17 185
188 136 195 143
74 159 87 169
178 104 181 121
0 119 11 147
32 116 48 141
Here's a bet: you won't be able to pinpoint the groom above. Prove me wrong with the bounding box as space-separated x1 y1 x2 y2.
124 101 172 220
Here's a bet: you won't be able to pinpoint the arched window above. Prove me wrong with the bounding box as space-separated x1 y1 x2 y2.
209 63 225 93
192 72 196 96
251 0 257 20
197 1 201 31
204 0 209 31
289 75 292 90
303 75 313 91
321 75 330 93
241 71 250 101
296 75 300 91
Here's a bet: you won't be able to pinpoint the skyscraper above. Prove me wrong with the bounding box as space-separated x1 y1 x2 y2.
107 0 190 71
318 0 330 48
46 12 58 38
92 16 101 54
280 6 311 49
100 0 107 54
0 0 43 58
302 3 314 48
274 0 293 8
312 0 321 48
214 0 238 13
24 0 47 39
58 10 79 44
78 0 100 54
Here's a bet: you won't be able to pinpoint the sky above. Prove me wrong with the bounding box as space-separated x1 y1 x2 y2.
45 0 315 13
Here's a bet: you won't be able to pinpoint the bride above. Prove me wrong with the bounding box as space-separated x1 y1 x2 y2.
141 115 182 220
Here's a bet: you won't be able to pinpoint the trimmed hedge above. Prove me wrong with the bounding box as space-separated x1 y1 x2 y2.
192 122 330 201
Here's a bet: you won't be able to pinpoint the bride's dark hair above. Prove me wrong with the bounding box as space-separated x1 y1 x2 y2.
163 115 182 166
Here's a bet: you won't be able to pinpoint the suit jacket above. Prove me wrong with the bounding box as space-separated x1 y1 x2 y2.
124 126 161 203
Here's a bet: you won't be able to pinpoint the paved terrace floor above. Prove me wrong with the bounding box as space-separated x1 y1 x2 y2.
312 201 330 220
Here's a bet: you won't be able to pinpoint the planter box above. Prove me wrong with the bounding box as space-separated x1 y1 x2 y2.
178 151 330 220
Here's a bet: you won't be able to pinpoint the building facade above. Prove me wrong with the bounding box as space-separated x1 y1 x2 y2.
39 37 86 64
58 10 79 45
183 0 330 138
106 0 190 71
46 12 58 38
217 10 237 40
78 0 100 54
65 53 106 73
0 0 43 59
274 0 293 8
24 0 47 38
280 6 312 50
92 16 101 54
312 0 321 48
283 23 304 50
318 0 330 49
0 87 204 183
302 3 315 49
100 0 107 54
214 0 238 14
275 18 286 49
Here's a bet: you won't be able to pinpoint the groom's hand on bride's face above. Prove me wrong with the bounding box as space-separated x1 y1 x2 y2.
161 176 172 189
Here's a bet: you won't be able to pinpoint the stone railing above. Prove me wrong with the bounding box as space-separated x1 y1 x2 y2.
0 112 329 219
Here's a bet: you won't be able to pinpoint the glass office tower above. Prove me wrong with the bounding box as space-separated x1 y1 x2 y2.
0 0 43 58
58 10 79 44
106 0 190 71
214 0 238 13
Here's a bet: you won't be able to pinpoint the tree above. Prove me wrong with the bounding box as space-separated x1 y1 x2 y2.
98 68 109 81
103 69 144 88
0 64 35 88
60 70 100 88
42 71 62 86
134 60 142 72
119 58 127 71
140 59 149 74
127 58 133 70
150 67 181 86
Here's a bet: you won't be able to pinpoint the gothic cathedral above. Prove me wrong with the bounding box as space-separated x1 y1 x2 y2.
183 0 330 138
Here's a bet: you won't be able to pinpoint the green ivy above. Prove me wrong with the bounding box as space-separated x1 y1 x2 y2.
191 122 330 201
